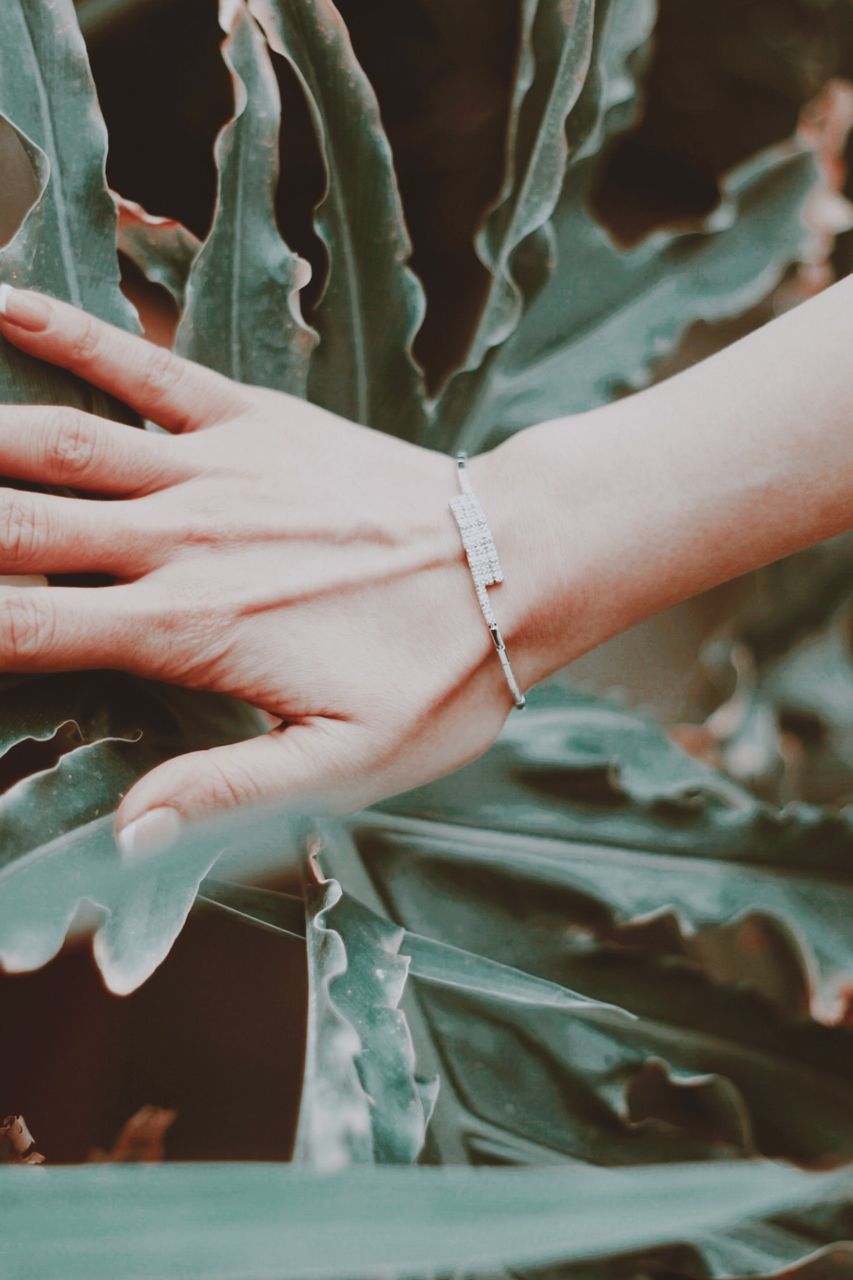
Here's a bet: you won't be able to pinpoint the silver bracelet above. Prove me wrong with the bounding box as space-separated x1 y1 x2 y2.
449 451 526 710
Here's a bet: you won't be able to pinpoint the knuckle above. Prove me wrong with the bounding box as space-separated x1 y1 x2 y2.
139 582 226 681
0 493 41 565
0 592 55 664
138 344 185 404
43 410 99 480
68 312 102 367
206 755 262 809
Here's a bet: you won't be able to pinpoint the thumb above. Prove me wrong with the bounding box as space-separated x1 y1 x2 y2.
114 721 358 859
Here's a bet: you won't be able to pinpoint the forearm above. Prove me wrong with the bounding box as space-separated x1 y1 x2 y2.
483 272 853 687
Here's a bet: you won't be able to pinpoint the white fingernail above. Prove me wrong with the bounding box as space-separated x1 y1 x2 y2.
0 575 48 587
0 283 11 315
117 806 183 860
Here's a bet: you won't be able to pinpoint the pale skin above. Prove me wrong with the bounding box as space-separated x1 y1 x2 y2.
0 275 851 856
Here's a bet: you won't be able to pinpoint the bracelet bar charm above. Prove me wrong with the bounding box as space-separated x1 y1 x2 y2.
449 452 526 710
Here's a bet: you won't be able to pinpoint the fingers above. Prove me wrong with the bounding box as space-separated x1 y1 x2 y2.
0 286 247 432
0 405 195 495
114 721 367 856
0 488 149 575
0 582 151 673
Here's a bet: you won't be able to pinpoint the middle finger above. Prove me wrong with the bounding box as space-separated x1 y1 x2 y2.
0 405 196 495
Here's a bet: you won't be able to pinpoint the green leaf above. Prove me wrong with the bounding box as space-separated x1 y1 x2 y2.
0 674 263 993
435 0 656 447
733 602 853 806
175 0 317 395
249 0 428 437
198 877 306 939
162 681 853 1170
0 0 139 409
450 0 598 375
293 855 436 1168
432 0 843 453
690 534 853 808
0 2 271 996
210 813 853 1170
236 681 853 1169
0 1160 832 1280
405 943 853 1166
559 1192 853 1279
200 877 623 1013
452 137 829 451
114 192 201 311
368 685 853 1024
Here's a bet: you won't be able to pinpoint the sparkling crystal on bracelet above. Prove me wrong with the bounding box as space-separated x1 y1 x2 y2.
449 451 526 710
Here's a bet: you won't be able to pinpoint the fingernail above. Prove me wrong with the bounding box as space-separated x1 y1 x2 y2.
0 575 48 587
117 806 183 860
0 285 51 332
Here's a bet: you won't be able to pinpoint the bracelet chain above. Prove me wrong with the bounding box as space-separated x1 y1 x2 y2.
449 452 526 710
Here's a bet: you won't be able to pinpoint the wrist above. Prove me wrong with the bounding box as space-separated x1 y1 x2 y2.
468 409 663 690
466 426 594 691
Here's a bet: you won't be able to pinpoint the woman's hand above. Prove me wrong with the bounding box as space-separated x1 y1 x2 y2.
6 265 849 856
0 288 530 856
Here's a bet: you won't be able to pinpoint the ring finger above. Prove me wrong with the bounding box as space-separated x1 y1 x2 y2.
0 582 157 675
0 487 151 576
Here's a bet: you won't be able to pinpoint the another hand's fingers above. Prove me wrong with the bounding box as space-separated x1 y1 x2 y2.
114 722 369 857
0 406 196 494
0 583 153 673
0 287 247 432
0 488 151 575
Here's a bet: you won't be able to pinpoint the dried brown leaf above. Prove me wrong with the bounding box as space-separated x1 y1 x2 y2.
88 1105 177 1164
0 1114 45 1165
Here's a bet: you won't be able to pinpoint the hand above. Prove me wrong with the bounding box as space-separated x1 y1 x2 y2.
0 288 528 856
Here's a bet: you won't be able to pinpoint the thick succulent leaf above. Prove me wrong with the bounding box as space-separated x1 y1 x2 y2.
714 602 853 808
308 843 853 1168
0 674 263 993
447 137 833 452
175 0 317 394
213 822 853 1171
329 685 853 1165
293 866 373 1168
761 607 853 799
197 683 853 1171
293 855 435 1169
290 687 853 1176
408 945 853 1166
199 877 306 939
692 535 853 807
366 685 853 1023
0 0 139 408
435 0 656 447
114 192 201 310
453 0 598 375
0 1 272 995
560 1193 853 1279
432 0 852 453
249 0 428 437
0 1160 830 1280
200 878 620 1013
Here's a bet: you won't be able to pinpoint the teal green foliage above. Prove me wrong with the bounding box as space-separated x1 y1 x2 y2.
1 0 852 1276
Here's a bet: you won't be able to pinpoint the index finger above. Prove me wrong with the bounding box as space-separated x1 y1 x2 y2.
0 286 248 432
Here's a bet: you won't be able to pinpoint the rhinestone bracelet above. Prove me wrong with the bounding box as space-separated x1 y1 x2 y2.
449 451 526 710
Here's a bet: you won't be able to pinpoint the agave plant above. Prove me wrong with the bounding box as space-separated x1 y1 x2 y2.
1 0 853 1275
